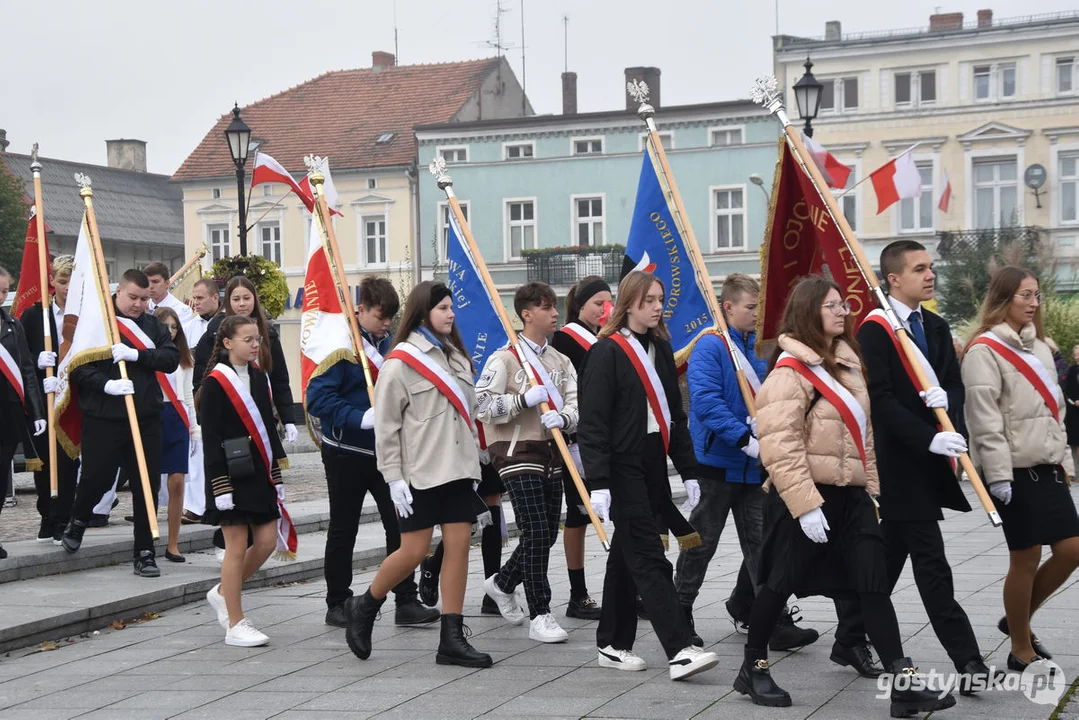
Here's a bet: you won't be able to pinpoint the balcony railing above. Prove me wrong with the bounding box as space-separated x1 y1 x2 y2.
524 245 625 287
936 225 1041 260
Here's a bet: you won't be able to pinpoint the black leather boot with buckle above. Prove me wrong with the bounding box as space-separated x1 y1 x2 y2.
345 589 385 660
734 646 792 707
887 657 956 718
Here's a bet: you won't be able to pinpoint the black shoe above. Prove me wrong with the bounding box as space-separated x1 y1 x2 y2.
1007 652 1046 672
957 657 1005 696
481 595 501 615
395 598 441 626
133 551 160 578
769 606 819 651
636 596 648 621
325 603 348 628
734 646 792 707
418 555 440 607
164 550 185 563
62 519 87 553
998 616 1053 659
124 515 136 523
830 640 883 678
86 513 109 528
345 590 385 660
37 518 54 541
436 613 492 668
0 545 6 560
887 657 956 718
683 605 703 647
566 595 602 620
725 597 750 632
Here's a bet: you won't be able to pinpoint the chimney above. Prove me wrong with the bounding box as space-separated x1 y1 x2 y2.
0 129 8 152
977 9 993 27
825 21 842 41
106 139 147 172
372 51 396 71
929 12 964 32
625 66 661 111
561 72 578 115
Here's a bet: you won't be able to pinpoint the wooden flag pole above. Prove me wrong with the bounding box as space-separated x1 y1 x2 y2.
167 246 207 289
30 149 58 498
750 76 1000 527
429 158 610 551
75 174 160 538
626 81 758 417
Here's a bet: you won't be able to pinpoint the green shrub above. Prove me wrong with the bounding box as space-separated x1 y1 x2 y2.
209 254 289 318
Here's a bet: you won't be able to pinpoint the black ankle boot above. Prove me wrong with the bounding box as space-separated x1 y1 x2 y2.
436 613 492 668
733 646 791 707
887 657 956 718
683 605 703 647
345 589 385 660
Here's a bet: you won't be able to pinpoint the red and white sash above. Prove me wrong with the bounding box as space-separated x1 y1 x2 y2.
510 341 564 412
717 332 762 396
561 322 598 352
116 317 190 431
611 329 672 451
0 342 26 410
969 331 1063 423
775 352 868 469
362 336 384 383
861 309 940 391
387 342 474 430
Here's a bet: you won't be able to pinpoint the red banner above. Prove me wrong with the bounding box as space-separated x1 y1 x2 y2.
12 208 51 320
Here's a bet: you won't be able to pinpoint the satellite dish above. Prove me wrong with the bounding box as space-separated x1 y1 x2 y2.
1024 164 1047 190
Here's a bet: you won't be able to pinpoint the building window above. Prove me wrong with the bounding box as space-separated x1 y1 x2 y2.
262 185 273 197
504 142 535 160
820 77 858 113
899 163 934 232
574 197 604 246
1058 57 1075 94
974 64 1016 101
258 222 281 265
363 215 387 265
713 188 745 251
710 128 744 146
639 132 673 152
211 188 222 200
505 200 536 259
376 132 395 145
572 138 603 156
840 170 858 233
895 71 935 107
438 146 468 164
974 158 1018 229
367 178 378 189
1062 155 1078 224
209 224 230 261
438 201 468 259
1001 64 1016 98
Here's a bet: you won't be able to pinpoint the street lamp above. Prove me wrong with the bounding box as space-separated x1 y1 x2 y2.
749 173 771 201
792 57 823 138
224 103 252 256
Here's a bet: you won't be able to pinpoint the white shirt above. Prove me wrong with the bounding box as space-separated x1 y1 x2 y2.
233 363 251 393
519 334 548 357
887 294 922 335
152 292 195 329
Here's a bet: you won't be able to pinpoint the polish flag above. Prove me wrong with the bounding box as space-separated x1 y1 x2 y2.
870 151 922 214
299 217 354 401
937 170 953 213
250 152 316 212
802 133 852 189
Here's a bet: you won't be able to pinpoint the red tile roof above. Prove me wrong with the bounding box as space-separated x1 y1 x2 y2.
172 57 502 180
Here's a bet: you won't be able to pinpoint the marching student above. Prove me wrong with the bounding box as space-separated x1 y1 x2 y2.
62 269 179 579
345 281 491 668
199 315 287 647
306 276 439 628
962 266 1079 670
476 281 579 643
735 277 954 716
578 271 719 681
153 307 196 563
549 275 610 621
20 255 77 544
181 278 220 525
674 274 818 651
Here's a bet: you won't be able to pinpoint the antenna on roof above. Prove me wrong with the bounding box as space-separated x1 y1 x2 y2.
393 0 400 64
520 0 527 115
485 0 514 58
562 14 569 73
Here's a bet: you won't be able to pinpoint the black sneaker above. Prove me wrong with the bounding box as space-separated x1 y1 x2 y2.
769 606 819 651
133 551 160 578
37 518 54 541
566 595 602 620
62 519 87 553
395 598 441 626
87 513 109 528
325 604 348 627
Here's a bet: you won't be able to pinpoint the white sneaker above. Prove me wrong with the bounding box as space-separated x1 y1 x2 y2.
669 645 718 681
483 574 526 625
206 583 229 630
225 618 269 647
215 547 225 563
529 613 569 643
598 645 647 671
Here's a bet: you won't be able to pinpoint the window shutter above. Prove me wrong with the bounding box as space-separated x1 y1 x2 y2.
879 69 892 110
958 62 970 101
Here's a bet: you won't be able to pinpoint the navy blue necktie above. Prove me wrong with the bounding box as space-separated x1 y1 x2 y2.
908 311 929 357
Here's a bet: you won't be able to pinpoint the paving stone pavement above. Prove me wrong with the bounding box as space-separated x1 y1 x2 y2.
1 481 1078 719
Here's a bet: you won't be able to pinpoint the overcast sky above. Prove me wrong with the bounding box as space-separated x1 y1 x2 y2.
2 0 1074 175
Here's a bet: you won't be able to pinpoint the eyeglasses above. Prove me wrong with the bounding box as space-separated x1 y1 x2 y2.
1014 291 1043 304
821 301 852 315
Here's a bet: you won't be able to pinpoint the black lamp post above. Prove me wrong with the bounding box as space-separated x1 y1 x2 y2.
792 57 823 138
224 103 252 256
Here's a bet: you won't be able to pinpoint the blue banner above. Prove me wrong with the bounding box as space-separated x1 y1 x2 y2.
623 147 716 366
445 212 508 379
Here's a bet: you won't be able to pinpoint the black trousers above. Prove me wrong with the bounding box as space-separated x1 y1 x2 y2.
73 416 161 556
33 440 79 529
322 445 417 608
496 473 562 618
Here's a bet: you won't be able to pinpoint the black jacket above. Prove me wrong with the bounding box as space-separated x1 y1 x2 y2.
1064 366 1079 448
1 307 46 422
71 304 179 420
19 301 60 386
193 313 295 425
856 307 971 521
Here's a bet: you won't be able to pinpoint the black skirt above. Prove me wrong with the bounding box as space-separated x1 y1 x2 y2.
399 478 480 533
219 508 279 527
476 462 504 497
994 465 1079 550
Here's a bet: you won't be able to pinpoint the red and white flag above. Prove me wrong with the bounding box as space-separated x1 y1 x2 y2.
299 216 355 400
12 207 52 321
802 133 852 189
250 152 316 212
871 150 922 214
937 170 953 213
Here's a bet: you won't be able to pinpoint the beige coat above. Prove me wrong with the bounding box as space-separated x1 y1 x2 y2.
757 335 880 518
962 322 1074 484
374 331 481 490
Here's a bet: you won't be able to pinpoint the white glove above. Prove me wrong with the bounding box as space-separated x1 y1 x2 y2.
919 386 949 411
33 419 47 436
541 410 565 430
928 431 967 458
43 376 60 394
215 493 234 511
275 484 286 503
567 443 585 477
360 408 375 430
989 482 1012 505
111 343 139 364
284 423 299 444
475 505 493 530
742 437 760 459
681 479 700 513
104 379 134 396
747 415 757 438
37 351 56 369
590 489 612 524
389 479 414 518
522 386 547 408
798 506 830 544
478 449 490 465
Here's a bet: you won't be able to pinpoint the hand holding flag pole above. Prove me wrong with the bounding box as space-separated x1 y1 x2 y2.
74 173 159 538
429 157 610 551
30 147 59 498
750 75 1000 527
